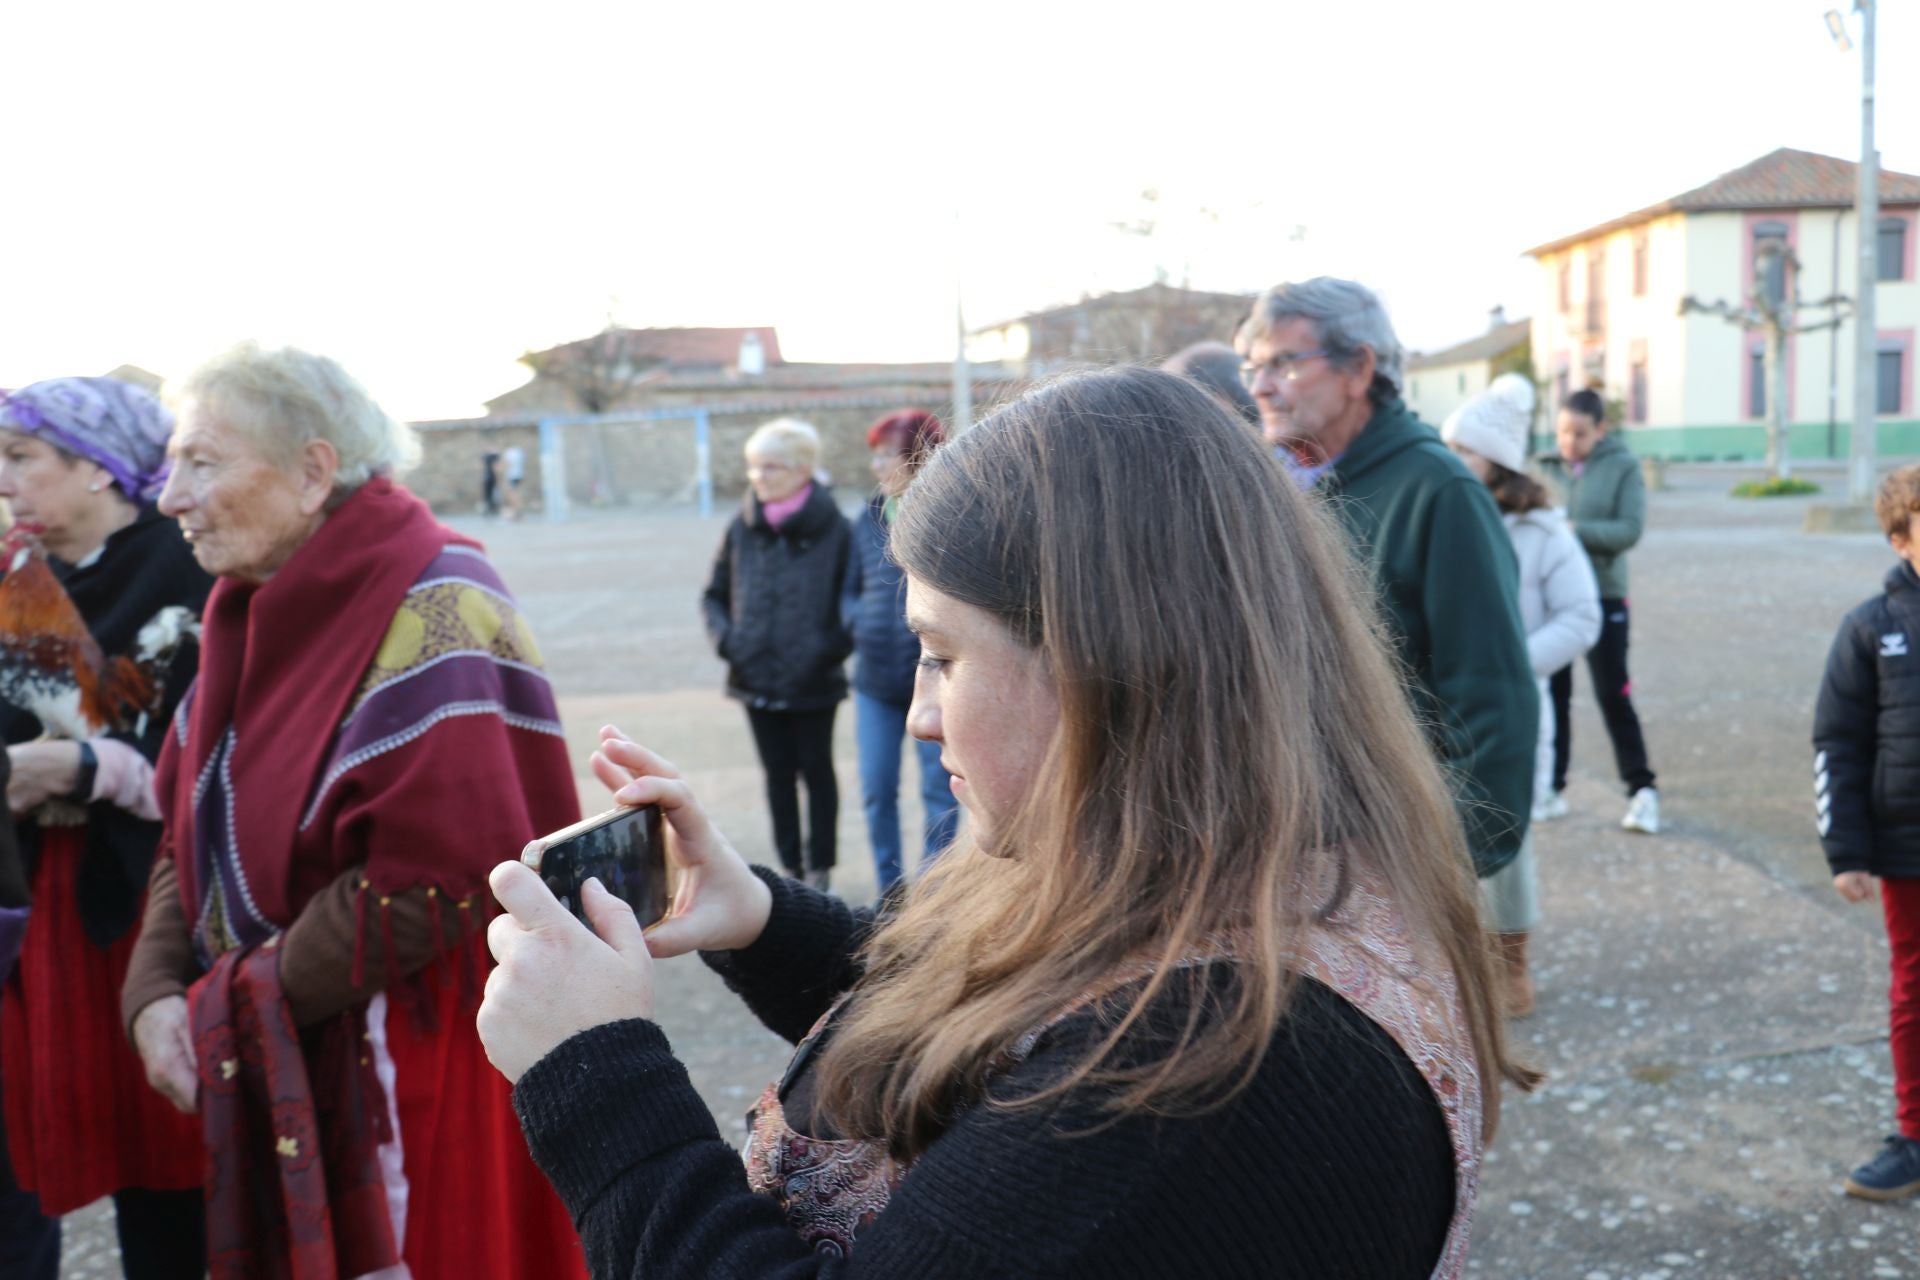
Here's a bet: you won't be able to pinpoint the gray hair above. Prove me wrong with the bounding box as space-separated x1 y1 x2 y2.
175 342 421 492
744 417 821 472
1162 341 1260 428
1235 277 1405 400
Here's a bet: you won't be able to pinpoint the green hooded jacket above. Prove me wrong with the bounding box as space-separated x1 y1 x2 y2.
1541 432 1645 599
1320 397 1538 876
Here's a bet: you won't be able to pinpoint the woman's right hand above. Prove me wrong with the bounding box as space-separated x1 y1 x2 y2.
591 726 772 957
131 995 198 1114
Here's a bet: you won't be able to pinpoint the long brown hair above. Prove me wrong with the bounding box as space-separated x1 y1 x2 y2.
1486 461 1554 515
816 366 1534 1158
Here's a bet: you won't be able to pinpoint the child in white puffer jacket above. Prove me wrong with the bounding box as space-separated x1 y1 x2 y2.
1443 373 1601 1016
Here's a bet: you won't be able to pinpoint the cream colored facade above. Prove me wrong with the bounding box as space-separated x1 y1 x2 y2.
1404 316 1530 428
1531 207 1920 434
1405 358 1492 427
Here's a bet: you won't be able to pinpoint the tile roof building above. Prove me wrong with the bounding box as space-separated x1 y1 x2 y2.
1525 148 1919 459
1405 314 1531 429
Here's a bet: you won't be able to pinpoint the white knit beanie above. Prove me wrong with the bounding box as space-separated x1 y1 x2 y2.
1441 373 1537 474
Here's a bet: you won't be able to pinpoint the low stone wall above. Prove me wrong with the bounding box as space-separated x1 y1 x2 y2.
406 386 1020 515
407 422 543 516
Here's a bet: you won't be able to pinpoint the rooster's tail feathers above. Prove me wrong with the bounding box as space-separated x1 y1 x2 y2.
86 655 156 733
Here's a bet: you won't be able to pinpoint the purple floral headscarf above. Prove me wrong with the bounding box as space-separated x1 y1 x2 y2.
0 376 174 502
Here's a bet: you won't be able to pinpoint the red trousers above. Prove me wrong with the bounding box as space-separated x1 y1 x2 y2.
1885 876 1920 1140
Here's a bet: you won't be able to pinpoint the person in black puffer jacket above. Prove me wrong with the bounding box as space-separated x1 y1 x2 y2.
843 410 960 896
703 418 853 890
1816 464 1920 1202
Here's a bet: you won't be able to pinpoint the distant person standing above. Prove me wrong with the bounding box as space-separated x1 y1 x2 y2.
1235 278 1536 883
481 448 501 516
702 419 853 891
1443 374 1601 1016
1542 389 1659 833
843 409 959 895
501 443 526 520
1814 464 1920 1201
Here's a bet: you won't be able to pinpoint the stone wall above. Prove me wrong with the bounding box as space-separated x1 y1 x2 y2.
405 383 1022 515
405 421 543 516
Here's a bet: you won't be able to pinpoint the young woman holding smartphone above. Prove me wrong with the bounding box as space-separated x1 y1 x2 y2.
481 366 1536 1279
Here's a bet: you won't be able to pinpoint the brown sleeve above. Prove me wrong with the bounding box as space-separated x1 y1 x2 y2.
120 851 199 1038
277 868 467 1030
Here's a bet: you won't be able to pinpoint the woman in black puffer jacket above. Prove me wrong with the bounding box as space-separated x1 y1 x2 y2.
701 419 853 889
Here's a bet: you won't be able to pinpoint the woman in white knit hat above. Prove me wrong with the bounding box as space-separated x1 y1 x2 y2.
1443 373 1602 1016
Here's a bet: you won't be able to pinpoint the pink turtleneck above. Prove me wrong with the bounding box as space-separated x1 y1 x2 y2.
762 481 814 531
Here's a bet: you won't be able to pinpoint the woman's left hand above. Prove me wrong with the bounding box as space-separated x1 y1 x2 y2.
477 860 657 1086
5 742 81 815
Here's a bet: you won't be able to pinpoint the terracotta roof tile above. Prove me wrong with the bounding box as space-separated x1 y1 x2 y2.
1526 148 1920 256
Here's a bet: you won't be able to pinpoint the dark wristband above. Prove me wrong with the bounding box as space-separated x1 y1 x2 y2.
72 741 97 802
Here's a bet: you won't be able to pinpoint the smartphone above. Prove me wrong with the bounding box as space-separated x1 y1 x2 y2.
522 804 670 929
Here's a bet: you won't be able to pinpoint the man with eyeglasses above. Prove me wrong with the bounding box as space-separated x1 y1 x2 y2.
1235 278 1537 892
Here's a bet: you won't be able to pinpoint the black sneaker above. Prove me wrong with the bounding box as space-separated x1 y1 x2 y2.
1844 1135 1920 1200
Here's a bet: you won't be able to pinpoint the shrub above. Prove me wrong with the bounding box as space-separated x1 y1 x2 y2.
1731 476 1821 497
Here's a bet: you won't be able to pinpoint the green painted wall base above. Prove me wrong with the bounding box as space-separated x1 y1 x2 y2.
1531 420 1920 462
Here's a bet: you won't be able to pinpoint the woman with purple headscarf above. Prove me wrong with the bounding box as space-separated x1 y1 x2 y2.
0 376 212 1278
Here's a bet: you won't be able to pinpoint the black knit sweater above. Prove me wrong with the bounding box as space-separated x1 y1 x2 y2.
511 869 1456 1278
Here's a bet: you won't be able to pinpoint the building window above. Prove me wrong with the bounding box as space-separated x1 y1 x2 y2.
1629 359 1648 424
1558 258 1571 313
1554 367 1569 407
1881 218 1910 284
1632 231 1649 297
1749 348 1768 419
1752 219 1789 258
1879 341 1910 417
1751 219 1791 305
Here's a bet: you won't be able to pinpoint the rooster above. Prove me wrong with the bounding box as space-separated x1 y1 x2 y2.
0 522 173 740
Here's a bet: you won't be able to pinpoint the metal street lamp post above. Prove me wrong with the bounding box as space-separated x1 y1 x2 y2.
1828 1 1878 502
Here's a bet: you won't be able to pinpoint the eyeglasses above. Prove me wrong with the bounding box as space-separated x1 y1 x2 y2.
1240 350 1332 385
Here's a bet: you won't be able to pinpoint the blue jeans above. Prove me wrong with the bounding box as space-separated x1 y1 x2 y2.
854 691 959 892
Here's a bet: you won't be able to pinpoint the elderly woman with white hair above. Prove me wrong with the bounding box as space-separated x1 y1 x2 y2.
120 344 586 1278
702 419 854 891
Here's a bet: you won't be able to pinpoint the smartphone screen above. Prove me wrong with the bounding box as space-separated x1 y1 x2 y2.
522 805 668 929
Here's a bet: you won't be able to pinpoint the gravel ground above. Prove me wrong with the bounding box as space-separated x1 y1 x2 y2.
54 466 1920 1276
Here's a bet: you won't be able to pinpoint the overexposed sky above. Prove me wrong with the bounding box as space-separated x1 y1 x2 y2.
4 0 1915 420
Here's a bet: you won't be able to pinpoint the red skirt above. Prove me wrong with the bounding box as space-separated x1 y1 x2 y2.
2 826 203 1214
382 937 587 1279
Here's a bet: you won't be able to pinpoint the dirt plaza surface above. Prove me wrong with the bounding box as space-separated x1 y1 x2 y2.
54 465 1920 1276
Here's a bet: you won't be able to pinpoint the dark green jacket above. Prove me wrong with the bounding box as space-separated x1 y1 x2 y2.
1321 398 1538 876
1542 433 1645 599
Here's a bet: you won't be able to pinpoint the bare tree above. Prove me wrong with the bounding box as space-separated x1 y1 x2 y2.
518 324 654 414
1680 244 1849 482
517 323 652 504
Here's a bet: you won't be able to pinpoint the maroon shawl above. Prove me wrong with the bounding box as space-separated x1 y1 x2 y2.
162 478 477 929
193 941 396 1278
160 478 576 1277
